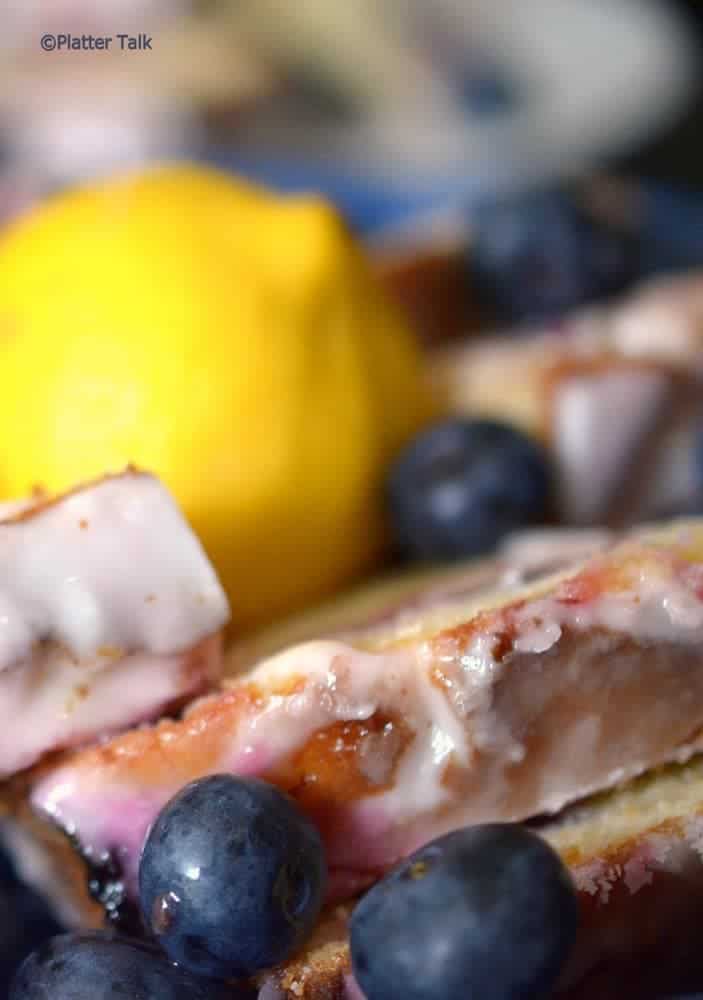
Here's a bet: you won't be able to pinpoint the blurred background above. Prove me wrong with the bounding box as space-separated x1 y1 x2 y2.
3 0 703 345
1 0 702 231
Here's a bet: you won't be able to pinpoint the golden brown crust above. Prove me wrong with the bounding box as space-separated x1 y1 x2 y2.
0 466 147 524
261 905 353 1000
225 559 513 677
268 714 412 811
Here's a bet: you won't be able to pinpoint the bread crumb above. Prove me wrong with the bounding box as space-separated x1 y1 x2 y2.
97 645 122 660
78 518 89 530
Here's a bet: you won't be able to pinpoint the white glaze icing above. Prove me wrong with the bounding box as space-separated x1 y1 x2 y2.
553 370 671 523
499 528 612 573
0 472 229 668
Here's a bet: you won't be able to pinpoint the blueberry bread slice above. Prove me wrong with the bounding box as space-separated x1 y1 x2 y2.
431 272 703 526
0 470 229 778
14 518 703 933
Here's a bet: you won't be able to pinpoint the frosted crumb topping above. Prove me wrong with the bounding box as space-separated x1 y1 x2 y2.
0 472 229 668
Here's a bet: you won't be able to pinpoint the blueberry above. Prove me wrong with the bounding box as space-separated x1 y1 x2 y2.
639 183 703 278
138 775 327 979
0 840 18 887
0 884 63 992
9 932 240 999
350 824 578 1000
468 187 639 324
459 63 519 117
0 841 63 993
690 425 703 507
387 419 551 561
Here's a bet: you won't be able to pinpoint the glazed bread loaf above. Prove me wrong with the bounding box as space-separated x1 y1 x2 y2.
431 273 703 527
6 520 703 997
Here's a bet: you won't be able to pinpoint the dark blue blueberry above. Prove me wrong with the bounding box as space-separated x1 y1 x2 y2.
689 423 703 512
9 932 241 999
459 65 518 116
387 419 552 561
138 775 327 980
468 187 639 325
0 840 63 993
639 184 703 278
350 824 579 1000
0 840 18 887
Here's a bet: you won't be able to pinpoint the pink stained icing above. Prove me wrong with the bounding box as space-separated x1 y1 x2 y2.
49 743 279 897
37 780 398 905
0 636 222 777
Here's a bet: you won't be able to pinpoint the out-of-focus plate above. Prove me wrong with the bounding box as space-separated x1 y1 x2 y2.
217 0 697 231
342 0 698 192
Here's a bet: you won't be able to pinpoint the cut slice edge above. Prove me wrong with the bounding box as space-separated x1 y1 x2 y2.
259 754 703 1000
10 518 703 926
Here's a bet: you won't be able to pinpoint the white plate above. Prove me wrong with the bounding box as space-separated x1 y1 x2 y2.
242 0 699 198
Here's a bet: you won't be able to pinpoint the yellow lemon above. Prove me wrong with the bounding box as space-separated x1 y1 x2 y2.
0 165 433 629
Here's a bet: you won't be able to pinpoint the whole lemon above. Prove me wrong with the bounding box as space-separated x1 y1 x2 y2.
0 165 432 629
